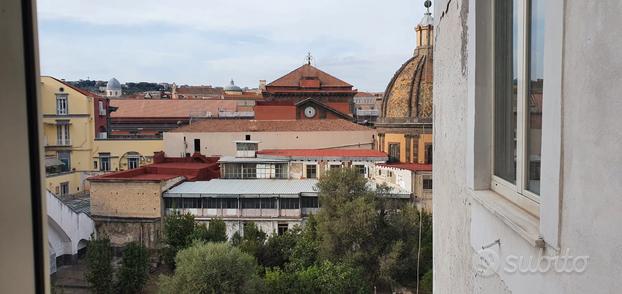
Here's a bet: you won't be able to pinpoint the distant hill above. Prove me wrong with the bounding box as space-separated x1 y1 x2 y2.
67 80 170 96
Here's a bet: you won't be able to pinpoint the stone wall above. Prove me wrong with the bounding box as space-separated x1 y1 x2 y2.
90 178 182 218
95 217 161 249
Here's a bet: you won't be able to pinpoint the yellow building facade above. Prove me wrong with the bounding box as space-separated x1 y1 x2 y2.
41 76 163 195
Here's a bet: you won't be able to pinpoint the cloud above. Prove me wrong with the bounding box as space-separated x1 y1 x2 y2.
37 0 432 91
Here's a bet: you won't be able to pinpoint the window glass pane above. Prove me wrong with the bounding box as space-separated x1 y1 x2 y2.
306 164 317 179
494 0 518 184
526 0 544 194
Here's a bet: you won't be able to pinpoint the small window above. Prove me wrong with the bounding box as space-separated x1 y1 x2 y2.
388 143 400 162
306 164 317 179
329 163 341 170
56 94 68 115
56 124 70 146
260 198 277 209
127 154 140 169
98 100 106 116
99 153 110 171
57 151 71 172
242 164 257 179
280 198 300 209
242 199 261 209
353 165 366 176
59 182 69 196
203 198 219 209
222 198 239 209
245 134 251 141
423 179 433 190
182 198 201 209
278 223 289 236
193 139 201 152
301 197 319 208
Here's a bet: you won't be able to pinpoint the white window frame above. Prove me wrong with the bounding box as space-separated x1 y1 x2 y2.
99 153 111 171
98 100 106 116
56 124 70 145
304 163 318 179
466 0 563 249
489 0 540 216
56 94 68 115
127 155 140 169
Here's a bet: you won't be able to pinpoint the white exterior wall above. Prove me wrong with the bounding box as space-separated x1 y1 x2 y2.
164 130 376 157
372 165 414 194
197 219 302 239
46 191 94 260
434 1 622 293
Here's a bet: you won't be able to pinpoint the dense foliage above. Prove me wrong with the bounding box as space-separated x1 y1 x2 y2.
163 214 229 266
116 242 150 294
85 237 113 294
158 242 262 294
68 80 167 95
160 168 433 292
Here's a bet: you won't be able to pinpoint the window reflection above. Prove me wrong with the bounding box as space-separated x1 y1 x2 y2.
527 0 544 194
494 0 518 184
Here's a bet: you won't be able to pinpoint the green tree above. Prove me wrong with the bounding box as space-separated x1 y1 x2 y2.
158 242 262 294
313 168 433 291
190 219 228 243
206 218 228 242
315 168 382 281
418 270 433 294
288 215 319 271
265 261 368 293
237 222 267 259
162 212 196 266
116 242 150 294
257 227 298 269
85 237 113 294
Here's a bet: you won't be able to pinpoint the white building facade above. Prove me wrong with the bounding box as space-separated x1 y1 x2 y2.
163 141 401 237
434 0 622 293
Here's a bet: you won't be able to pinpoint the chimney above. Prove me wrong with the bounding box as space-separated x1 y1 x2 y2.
259 80 267 91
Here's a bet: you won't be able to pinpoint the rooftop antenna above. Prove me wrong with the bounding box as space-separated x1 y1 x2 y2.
305 51 313 65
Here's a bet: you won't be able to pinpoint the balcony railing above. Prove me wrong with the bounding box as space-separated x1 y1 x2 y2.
45 138 71 147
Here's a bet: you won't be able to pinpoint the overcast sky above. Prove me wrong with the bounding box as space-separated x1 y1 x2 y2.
37 0 431 91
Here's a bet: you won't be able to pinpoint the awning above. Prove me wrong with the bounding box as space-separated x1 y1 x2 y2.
45 158 65 167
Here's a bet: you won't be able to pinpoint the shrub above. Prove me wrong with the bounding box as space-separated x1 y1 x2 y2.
116 242 150 294
85 237 113 294
158 242 262 294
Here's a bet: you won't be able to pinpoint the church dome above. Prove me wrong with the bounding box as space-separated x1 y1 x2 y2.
224 79 242 92
379 7 434 123
106 78 122 91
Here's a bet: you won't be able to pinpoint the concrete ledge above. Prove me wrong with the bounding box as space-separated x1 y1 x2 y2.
468 189 545 248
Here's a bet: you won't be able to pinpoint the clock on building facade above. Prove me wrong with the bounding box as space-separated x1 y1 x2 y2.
304 106 317 118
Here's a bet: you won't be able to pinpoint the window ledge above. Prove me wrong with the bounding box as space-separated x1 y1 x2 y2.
468 189 545 248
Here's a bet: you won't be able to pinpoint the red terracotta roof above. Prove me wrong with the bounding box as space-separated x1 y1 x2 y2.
110 99 238 118
267 64 353 88
258 149 387 158
222 92 263 100
171 119 372 133
377 163 432 172
89 154 220 182
176 86 223 95
355 91 383 97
